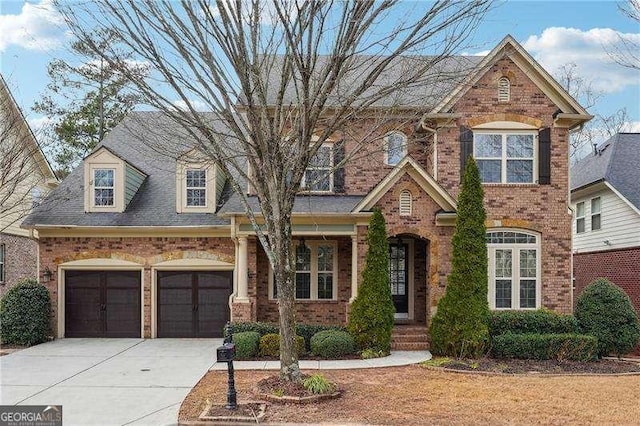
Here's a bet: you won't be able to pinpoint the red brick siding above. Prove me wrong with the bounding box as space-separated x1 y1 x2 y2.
39 236 235 337
573 247 640 314
0 233 38 296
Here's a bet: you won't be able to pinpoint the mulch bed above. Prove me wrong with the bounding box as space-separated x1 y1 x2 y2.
0 344 28 356
430 357 640 374
256 374 337 398
239 353 362 361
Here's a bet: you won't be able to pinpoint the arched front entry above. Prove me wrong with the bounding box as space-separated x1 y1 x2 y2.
388 232 430 325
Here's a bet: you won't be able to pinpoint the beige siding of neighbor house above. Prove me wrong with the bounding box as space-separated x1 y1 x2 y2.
572 186 640 253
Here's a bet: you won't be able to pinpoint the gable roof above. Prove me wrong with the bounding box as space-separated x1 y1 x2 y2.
352 156 456 213
427 35 591 125
571 133 640 211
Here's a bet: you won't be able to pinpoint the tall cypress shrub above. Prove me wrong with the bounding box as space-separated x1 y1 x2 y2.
429 157 490 358
348 208 395 352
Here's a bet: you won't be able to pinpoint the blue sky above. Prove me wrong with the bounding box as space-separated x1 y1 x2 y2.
1 0 639 136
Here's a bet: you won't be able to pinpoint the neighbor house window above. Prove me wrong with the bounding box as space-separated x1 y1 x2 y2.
591 197 601 231
93 169 115 206
186 169 207 207
385 132 407 166
0 244 5 284
474 131 536 184
302 145 333 192
498 77 510 102
487 230 540 309
399 190 412 216
576 201 585 233
271 241 337 300
31 187 43 209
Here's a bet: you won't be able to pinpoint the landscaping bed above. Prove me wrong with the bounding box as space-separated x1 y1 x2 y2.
179 365 640 424
423 357 640 375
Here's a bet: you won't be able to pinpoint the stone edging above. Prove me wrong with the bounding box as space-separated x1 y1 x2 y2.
420 364 640 377
253 388 342 404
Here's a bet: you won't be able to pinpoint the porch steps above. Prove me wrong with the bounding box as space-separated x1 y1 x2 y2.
391 325 429 351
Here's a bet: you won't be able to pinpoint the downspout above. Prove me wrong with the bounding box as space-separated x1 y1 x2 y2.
566 122 585 311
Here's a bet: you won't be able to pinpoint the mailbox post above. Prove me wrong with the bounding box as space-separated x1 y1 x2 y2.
216 322 237 410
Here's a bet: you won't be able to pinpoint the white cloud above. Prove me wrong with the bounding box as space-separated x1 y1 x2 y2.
523 27 640 93
173 99 210 112
621 121 640 132
0 0 66 51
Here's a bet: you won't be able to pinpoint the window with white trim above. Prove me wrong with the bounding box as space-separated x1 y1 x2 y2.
0 244 5 284
385 132 407 166
399 190 412 216
487 231 540 309
576 201 585 233
474 131 536 184
591 197 601 231
93 169 115 206
186 169 207 207
271 241 337 300
498 77 510 102
302 145 333 192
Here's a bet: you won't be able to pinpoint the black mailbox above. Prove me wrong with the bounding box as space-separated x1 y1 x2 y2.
217 342 236 362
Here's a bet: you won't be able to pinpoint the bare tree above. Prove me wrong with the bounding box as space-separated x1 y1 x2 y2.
57 0 491 381
609 0 640 70
556 63 628 162
0 77 56 233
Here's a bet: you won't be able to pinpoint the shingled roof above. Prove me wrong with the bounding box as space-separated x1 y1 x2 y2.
571 133 640 210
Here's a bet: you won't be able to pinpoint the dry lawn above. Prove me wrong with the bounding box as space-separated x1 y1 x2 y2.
180 365 640 425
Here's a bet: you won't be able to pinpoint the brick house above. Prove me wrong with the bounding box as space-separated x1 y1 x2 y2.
0 75 58 295
23 36 591 340
571 133 640 313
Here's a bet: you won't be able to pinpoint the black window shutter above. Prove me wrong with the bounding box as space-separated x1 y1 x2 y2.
538 127 551 185
460 126 473 181
333 141 346 193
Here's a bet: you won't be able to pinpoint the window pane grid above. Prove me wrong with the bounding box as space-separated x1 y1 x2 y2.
386 133 407 165
303 146 333 191
475 133 535 183
591 197 601 231
271 242 336 300
93 169 114 206
186 169 207 207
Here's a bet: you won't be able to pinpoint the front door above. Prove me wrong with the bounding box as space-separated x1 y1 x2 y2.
389 243 409 319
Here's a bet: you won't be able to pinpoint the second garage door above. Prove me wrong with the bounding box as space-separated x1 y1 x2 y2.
157 271 232 338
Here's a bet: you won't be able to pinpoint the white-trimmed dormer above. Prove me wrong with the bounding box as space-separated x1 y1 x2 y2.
84 147 146 213
176 150 226 213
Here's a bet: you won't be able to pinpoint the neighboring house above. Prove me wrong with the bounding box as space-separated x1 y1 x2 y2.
0 75 58 295
571 133 640 313
23 35 591 340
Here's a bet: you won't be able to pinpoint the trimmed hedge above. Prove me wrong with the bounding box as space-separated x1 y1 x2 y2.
489 310 578 336
296 324 346 351
226 322 278 337
259 333 305 358
0 278 51 346
491 333 597 361
232 331 260 359
310 330 357 358
575 278 640 357
226 322 346 352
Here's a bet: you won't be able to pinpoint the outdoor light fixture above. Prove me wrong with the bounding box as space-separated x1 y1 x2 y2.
42 267 53 282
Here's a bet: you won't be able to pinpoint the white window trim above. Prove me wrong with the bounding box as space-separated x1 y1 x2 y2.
576 201 585 234
268 240 338 301
185 168 208 208
591 197 601 231
473 130 538 184
487 229 541 310
176 160 216 213
92 168 116 208
384 132 408 166
0 243 5 284
301 143 334 193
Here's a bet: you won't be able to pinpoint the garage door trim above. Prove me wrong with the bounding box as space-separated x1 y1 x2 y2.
57 260 144 339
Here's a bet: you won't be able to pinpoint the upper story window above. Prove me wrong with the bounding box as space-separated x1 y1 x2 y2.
93 169 115 207
186 169 207 207
385 132 407 166
302 144 333 192
399 190 412 216
271 240 337 300
474 131 536 184
31 187 43 209
487 230 540 310
591 197 601 231
498 77 510 102
0 244 5 284
576 201 585 233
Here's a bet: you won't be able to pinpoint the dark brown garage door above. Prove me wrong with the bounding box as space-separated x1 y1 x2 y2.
65 270 141 338
157 271 232 338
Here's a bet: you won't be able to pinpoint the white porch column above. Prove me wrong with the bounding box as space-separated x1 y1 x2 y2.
236 236 249 301
350 235 358 302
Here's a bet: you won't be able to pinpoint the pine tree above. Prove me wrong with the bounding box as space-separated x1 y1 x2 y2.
348 208 395 352
429 157 490 358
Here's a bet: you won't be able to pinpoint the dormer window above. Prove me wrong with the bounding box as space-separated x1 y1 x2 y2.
385 132 407 166
186 169 207 207
302 144 333 192
93 169 115 207
498 77 510 102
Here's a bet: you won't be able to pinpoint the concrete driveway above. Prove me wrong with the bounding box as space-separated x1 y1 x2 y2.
0 338 222 425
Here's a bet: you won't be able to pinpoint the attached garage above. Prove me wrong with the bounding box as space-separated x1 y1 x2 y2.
157 270 232 338
64 270 142 338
